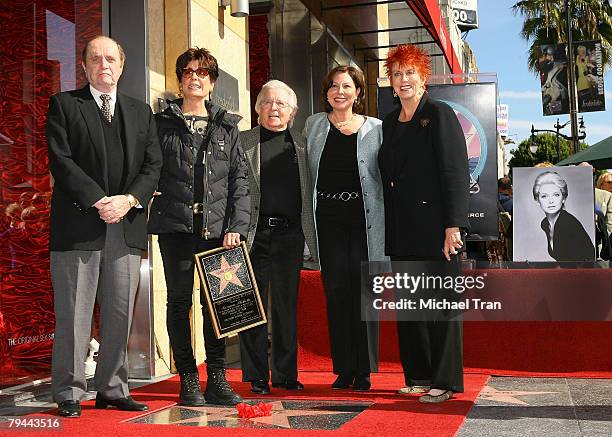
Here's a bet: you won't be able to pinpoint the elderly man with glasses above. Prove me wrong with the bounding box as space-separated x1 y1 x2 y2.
238 80 317 395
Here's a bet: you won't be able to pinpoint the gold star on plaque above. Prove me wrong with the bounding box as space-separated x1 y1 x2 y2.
209 255 244 294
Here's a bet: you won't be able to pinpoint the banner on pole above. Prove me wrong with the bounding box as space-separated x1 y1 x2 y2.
537 41 605 116
574 40 606 113
538 44 569 116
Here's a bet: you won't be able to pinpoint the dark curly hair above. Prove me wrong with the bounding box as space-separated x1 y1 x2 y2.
175 47 219 84
321 65 366 114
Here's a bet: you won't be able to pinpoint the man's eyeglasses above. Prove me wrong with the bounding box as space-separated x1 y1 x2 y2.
261 99 290 109
182 67 209 79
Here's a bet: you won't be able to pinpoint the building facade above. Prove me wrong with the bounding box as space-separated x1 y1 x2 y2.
0 0 475 387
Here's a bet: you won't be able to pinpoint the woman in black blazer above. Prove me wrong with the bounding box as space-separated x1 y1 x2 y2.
378 44 470 403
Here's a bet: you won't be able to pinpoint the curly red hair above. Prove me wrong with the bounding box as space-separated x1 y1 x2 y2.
384 44 431 82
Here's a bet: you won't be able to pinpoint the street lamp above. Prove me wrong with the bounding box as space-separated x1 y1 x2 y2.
565 0 580 155
529 117 586 162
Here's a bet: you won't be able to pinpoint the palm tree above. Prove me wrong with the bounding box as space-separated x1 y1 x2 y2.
512 0 612 74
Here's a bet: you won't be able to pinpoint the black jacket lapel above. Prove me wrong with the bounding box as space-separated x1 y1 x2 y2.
381 107 400 180
117 93 137 179
393 94 430 179
77 86 108 192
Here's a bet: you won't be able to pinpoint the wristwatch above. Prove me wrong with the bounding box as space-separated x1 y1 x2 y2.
125 193 139 208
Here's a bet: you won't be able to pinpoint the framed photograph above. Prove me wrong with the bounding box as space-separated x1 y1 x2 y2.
194 242 266 338
513 166 596 262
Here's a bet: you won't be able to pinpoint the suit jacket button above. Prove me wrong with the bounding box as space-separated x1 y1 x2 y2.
390 181 395 188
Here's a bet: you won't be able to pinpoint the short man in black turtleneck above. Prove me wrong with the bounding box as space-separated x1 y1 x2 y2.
259 126 301 218
239 80 316 395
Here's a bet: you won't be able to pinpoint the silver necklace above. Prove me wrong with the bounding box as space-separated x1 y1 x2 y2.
332 113 356 129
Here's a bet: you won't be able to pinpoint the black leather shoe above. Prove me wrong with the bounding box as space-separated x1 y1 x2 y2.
95 394 148 411
57 400 81 417
250 380 270 395
331 374 354 390
272 380 304 390
352 375 371 391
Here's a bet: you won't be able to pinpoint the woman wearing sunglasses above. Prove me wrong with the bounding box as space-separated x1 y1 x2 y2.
148 47 250 407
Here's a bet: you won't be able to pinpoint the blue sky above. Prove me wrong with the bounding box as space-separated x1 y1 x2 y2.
465 0 611 147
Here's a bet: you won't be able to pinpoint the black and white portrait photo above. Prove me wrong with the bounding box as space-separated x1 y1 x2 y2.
513 166 596 262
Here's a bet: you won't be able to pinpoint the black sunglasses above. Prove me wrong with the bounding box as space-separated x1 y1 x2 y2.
182 67 209 79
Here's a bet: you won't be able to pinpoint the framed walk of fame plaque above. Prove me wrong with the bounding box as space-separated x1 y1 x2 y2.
194 242 266 338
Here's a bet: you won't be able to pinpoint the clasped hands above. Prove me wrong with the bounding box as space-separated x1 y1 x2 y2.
94 195 131 224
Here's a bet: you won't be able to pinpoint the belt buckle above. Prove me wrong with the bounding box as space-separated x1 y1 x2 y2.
268 217 280 227
193 203 203 214
340 192 351 201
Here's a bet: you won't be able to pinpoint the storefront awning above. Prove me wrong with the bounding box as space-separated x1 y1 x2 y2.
407 0 464 74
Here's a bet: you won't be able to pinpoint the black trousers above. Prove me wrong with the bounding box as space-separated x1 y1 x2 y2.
158 233 226 374
240 223 304 383
239 223 304 383
316 209 371 377
393 255 464 392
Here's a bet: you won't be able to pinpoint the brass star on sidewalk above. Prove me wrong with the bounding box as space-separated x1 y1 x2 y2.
209 255 244 294
478 386 559 405
170 401 354 429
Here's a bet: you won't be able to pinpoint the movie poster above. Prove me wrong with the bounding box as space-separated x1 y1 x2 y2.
574 40 606 113
377 82 499 240
538 41 606 116
538 44 569 116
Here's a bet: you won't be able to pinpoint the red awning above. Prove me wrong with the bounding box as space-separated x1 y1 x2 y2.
407 0 464 74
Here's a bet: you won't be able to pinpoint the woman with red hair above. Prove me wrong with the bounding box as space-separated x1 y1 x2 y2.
378 44 470 403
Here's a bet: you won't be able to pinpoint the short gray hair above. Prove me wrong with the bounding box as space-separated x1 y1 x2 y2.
255 80 298 125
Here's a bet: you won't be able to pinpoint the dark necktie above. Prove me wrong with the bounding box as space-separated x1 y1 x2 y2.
100 94 112 123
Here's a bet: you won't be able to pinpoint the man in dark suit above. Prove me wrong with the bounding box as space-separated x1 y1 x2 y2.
46 36 162 418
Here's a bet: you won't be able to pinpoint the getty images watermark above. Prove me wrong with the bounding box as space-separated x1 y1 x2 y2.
371 271 497 311
360 261 611 322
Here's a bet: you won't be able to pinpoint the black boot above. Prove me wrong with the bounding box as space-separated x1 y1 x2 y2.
179 372 205 406
204 367 243 406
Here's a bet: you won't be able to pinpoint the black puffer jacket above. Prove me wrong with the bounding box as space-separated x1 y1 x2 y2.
148 99 250 239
